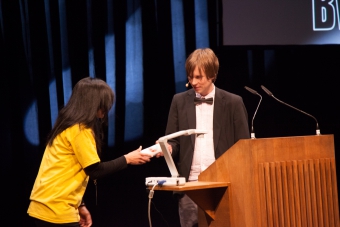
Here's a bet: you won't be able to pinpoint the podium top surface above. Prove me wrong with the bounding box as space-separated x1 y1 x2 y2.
147 181 230 191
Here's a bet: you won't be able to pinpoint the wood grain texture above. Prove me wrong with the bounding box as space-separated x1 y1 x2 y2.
150 135 339 227
198 135 339 227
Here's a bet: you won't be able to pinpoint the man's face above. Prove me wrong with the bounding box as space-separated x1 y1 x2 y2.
189 66 214 96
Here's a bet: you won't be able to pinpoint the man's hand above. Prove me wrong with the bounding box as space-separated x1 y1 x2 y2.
124 146 152 165
78 206 92 227
154 141 172 158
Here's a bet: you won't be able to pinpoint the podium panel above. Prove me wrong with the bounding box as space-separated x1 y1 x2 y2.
149 135 339 227
198 135 339 227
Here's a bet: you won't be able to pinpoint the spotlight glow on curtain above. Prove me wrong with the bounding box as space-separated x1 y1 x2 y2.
87 0 95 77
25 101 40 145
48 80 58 125
124 0 143 141
171 0 187 93
20 0 40 145
59 0 72 104
106 0 116 147
44 0 58 126
194 0 209 48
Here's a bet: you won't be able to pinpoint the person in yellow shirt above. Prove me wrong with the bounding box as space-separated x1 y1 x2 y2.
28 77 151 227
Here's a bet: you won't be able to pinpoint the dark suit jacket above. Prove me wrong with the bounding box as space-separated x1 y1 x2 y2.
165 87 250 180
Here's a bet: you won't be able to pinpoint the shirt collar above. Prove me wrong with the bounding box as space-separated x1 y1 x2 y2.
195 84 215 99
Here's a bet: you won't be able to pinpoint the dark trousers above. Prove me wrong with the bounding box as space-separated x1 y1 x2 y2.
178 194 198 227
33 218 79 227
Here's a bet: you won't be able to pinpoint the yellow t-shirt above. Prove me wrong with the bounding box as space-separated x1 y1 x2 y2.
28 124 101 223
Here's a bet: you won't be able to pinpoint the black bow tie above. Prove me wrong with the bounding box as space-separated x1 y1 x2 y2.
194 97 213 105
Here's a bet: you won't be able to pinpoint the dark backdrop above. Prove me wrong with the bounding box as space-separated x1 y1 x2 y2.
1 0 339 227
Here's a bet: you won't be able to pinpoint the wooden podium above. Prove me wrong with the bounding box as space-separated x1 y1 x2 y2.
150 135 339 227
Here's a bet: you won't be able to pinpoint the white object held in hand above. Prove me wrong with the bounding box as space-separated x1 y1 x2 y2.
140 144 162 157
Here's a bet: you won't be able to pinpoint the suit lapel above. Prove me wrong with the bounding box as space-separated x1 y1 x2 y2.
186 90 196 147
213 88 224 151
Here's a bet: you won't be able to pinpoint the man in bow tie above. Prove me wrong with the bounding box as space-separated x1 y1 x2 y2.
161 48 250 227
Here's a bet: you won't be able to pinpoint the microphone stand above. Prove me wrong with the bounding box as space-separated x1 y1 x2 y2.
244 86 262 139
261 85 320 135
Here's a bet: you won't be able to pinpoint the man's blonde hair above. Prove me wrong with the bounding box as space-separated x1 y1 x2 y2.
185 48 219 82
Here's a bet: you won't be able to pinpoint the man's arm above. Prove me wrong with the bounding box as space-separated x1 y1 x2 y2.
233 96 250 141
165 96 181 156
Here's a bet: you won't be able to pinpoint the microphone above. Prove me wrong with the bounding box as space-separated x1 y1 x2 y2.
244 86 262 139
261 85 320 135
186 82 190 87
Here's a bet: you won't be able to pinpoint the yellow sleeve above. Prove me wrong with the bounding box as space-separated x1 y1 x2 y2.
71 127 100 168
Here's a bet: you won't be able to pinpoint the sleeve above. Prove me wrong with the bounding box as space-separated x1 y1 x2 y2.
72 127 101 169
84 156 128 179
165 95 180 156
233 96 250 142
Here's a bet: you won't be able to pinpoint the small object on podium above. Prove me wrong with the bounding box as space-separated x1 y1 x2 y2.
140 144 162 157
144 129 208 187
145 177 186 186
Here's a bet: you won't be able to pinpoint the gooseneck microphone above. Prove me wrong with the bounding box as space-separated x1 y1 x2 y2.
261 85 320 135
244 86 262 139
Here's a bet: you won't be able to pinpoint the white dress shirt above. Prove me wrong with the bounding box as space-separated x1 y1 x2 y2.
188 86 216 181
